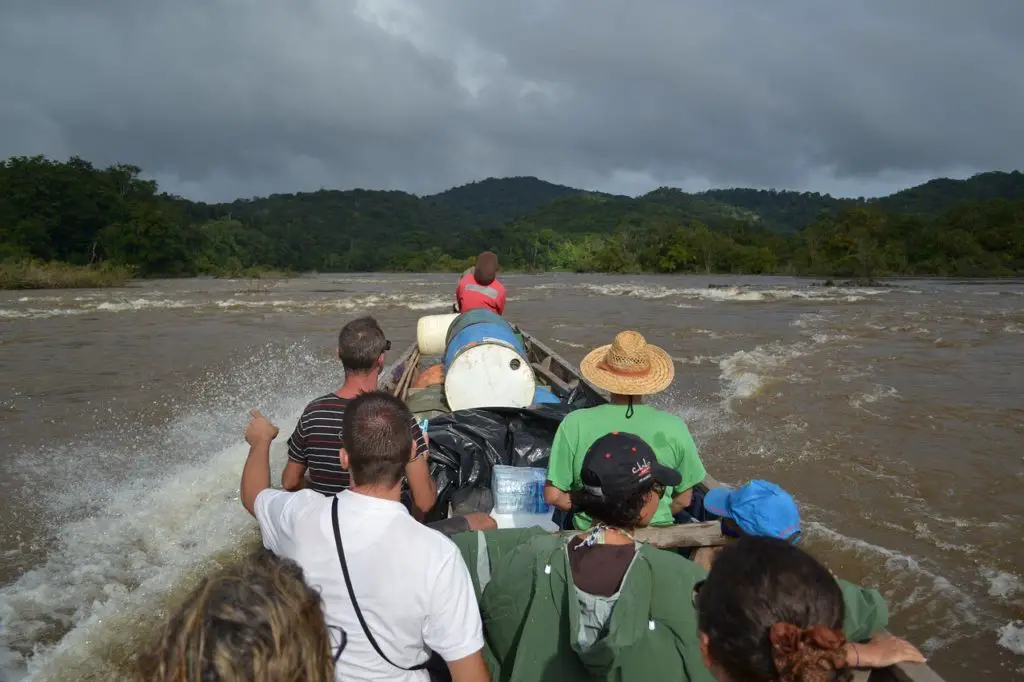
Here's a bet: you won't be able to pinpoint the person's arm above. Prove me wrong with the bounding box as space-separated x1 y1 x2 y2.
844 636 926 668
544 420 577 511
455 278 464 313
495 283 506 315
281 419 309 491
447 651 491 682
405 420 436 520
428 513 498 536
282 461 307 491
670 420 706 515
241 409 279 516
405 455 436 521
544 483 572 512
670 488 694 515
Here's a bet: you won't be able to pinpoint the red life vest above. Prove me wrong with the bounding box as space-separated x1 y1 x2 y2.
455 273 506 314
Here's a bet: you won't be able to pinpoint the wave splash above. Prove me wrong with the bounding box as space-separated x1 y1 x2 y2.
0 343 342 681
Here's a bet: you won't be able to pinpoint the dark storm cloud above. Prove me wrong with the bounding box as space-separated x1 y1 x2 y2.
1 0 1022 201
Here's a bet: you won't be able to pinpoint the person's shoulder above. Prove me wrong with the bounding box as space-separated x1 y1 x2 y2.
642 405 692 431
257 488 326 522
303 392 344 411
395 511 459 546
285 488 330 511
554 407 590 435
567 403 624 430
564 404 611 423
400 517 471 565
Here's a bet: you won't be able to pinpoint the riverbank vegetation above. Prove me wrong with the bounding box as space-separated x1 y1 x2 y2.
0 260 134 290
1 155 1022 288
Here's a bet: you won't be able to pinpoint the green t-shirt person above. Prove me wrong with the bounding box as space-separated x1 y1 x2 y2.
545 330 706 530
547 403 706 529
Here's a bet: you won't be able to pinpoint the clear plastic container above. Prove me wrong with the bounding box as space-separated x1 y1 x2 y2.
492 465 552 514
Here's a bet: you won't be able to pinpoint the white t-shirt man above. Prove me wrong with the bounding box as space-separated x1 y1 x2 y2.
255 487 484 682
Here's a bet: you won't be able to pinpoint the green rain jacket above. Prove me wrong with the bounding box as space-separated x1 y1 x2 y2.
450 528 890 682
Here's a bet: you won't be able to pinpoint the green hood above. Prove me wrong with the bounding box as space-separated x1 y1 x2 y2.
452 528 713 682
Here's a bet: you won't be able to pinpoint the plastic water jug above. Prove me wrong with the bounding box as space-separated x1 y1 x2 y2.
492 465 551 514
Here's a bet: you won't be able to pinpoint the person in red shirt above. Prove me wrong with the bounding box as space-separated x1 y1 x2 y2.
455 251 506 315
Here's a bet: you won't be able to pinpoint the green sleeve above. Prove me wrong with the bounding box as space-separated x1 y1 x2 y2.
546 416 578 491
837 579 889 641
674 420 707 493
449 531 483 598
483 527 550 557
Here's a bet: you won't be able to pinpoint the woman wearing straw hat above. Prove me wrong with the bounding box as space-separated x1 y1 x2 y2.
544 330 707 531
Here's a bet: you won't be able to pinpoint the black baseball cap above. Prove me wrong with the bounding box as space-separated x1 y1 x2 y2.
580 432 681 499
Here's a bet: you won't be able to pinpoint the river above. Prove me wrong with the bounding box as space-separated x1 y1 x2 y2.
0 273 1022 681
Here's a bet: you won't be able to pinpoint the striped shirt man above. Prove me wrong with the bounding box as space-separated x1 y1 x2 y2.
287 393 428 496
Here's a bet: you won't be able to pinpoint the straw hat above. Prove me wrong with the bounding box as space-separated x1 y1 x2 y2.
579 330 675 396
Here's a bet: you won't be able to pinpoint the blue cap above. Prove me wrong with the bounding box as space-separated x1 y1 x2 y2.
704 480 801 543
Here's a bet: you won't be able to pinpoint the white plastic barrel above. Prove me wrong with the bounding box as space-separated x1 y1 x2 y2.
444 340 537 411
416 313 459 356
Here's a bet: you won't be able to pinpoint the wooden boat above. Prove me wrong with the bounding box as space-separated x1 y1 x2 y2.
383 326 945 682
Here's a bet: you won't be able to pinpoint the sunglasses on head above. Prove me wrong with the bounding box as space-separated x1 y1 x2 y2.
384 339 392 352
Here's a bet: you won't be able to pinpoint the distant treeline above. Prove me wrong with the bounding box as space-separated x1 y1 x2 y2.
1 155 1023 281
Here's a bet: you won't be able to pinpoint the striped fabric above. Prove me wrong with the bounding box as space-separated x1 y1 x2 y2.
287 393 427 496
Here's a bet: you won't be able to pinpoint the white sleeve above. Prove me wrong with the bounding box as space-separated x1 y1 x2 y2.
423 543 485 662
254 488 301 557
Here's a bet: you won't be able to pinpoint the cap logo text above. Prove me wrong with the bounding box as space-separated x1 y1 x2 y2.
632 458 652 476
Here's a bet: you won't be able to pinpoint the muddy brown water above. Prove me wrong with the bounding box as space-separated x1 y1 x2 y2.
1 273 1022 681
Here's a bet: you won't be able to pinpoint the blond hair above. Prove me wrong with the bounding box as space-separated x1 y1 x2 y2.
141 548 336 682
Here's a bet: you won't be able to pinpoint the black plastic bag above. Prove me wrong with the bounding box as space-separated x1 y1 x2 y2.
422 403 578 521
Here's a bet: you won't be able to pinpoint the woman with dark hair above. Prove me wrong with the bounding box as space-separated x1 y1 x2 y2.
696 536 926 682
141 547 338 682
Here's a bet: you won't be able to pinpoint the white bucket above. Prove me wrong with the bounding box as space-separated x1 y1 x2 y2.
444 340 537 411
417 313 459 356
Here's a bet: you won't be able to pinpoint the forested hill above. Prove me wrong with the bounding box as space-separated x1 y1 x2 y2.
700 170 1024 232
2 154 1023 280
873 171 1024 215
426 177 589 226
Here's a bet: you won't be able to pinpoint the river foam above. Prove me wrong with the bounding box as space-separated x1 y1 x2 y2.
0 292 451 320
579 282 891 303
0 343 342 681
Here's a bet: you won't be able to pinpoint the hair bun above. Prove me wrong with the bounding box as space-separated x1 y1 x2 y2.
770 623 848 682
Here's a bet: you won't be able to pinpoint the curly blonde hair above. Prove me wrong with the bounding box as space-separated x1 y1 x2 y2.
140 548 337 682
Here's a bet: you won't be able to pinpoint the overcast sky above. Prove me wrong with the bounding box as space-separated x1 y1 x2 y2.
2 0 1022 202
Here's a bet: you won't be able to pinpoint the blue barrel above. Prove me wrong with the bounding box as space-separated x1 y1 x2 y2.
532 386 562 405
445 309 506 346
443 319 526 371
